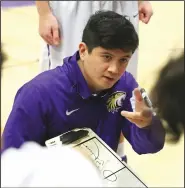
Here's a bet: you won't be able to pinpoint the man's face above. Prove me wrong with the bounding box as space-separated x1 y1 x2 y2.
79 43 132 92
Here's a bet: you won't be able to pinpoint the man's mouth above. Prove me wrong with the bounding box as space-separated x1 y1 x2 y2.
103 76 115 82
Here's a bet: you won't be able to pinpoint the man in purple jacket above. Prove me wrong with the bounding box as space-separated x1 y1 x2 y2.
2 11 165 157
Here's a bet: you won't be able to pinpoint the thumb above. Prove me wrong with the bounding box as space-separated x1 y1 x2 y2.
133 88 143 102
141 107 152 118
139 12 150 24
143 14 150 24
139 12 145 21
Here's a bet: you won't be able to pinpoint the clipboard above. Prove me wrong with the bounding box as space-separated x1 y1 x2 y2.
45 128 147 187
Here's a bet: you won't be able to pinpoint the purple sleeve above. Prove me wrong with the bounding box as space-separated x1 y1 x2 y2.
122 114 165 154
1 84 48 152
121 73 165 154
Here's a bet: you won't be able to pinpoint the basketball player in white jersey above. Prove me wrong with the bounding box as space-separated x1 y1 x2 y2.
36 1 153 77
1 142 103 187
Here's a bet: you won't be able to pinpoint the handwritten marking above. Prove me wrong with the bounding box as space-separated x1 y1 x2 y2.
80 140 117 181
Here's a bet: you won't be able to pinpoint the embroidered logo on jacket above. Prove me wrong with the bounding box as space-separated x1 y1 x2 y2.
106 91 126 113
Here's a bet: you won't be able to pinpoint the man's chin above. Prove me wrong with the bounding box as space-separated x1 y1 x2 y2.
98 82 115 90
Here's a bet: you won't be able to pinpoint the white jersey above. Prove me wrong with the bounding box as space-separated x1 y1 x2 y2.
1 142 103 187
39 1 139 78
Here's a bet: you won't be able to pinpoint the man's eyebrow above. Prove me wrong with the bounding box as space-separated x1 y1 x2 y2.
100 52 131 58
100 52 113 56
120 55 131 58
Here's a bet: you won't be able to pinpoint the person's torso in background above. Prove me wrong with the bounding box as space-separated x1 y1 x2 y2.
48 1 138 66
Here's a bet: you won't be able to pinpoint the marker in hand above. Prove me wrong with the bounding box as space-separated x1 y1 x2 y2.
121 88 153 128
140 88 156 116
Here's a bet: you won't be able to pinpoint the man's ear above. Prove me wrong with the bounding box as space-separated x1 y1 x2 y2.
79 42 88 61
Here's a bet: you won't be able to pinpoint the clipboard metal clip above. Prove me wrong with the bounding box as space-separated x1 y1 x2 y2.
59 129 89 145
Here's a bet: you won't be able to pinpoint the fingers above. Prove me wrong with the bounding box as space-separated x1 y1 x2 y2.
121 108 152 121
139 12 145 22
143 14 150 24
39 13 61 46
133 88 143 102
40 27 60 46
139 13 149 24
40 28 53 45
126 117 150 128
52 27 60 46
40 29 53 45
121 111 147 121
121 109 152 128
45 36 53 45
139 12 153 24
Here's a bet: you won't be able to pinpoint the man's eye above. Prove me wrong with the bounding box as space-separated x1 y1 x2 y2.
120 58 128 63
103 55 112 61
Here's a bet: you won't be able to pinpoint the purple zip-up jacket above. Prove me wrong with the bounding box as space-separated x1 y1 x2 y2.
2 52 165 154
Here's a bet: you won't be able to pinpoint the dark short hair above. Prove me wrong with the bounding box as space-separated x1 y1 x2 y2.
82 10 139 53
150 52 184 143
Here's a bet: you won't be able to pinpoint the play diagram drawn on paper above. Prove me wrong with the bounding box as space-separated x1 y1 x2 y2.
75 136 147 187
46 128 147 187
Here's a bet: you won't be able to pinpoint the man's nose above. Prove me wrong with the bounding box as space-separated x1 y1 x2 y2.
107 62 119 75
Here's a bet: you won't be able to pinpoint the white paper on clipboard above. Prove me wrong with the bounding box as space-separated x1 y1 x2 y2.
45 128 147 187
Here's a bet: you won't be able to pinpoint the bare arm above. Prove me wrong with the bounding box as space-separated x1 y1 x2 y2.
35 1 60 46
35 1 51 17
